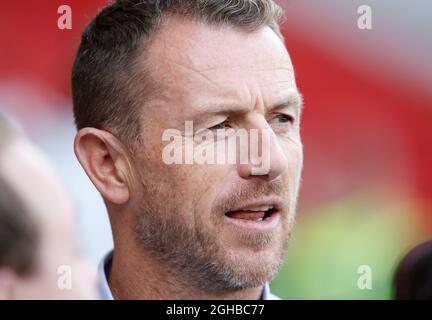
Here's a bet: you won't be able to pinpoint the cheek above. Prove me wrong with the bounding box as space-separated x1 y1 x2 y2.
281 142 303 187
176 164 232 223
283 136 303 167
173 164 227 215
190 164 229 192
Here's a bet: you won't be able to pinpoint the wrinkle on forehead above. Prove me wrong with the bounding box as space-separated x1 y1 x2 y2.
141 16 298 123
147 16 294 79
164 56 294 81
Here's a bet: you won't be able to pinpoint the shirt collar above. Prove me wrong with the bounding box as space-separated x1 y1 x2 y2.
98 250 114 300
98 250 280 300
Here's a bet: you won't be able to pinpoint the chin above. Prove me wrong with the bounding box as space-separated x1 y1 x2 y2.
219 240 285 286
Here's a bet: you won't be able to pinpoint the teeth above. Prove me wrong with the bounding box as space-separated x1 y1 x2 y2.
245 205 273 212
255 218 263 222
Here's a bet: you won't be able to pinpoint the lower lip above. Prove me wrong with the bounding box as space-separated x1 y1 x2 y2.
224 211 280 232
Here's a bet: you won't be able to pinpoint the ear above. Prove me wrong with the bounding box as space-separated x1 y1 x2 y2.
0 268 17 300
74 128 131 205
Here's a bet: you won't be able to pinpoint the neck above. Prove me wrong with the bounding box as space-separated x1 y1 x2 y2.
108 242 264 300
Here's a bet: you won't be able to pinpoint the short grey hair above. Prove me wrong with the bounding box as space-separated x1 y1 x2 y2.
72 0 285 148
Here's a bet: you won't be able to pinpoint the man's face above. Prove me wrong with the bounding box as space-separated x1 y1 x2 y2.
130 18 303 291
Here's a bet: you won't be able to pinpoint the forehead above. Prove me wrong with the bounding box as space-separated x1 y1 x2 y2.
145 17 296 113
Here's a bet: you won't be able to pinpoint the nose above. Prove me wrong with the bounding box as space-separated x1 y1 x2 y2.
236 117 288 181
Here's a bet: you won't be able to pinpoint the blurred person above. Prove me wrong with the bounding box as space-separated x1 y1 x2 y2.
73 0 303 299
0 115 98 299
394 240 432 299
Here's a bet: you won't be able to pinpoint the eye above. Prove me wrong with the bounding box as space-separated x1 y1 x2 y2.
273 114 294 124
209 121 230 131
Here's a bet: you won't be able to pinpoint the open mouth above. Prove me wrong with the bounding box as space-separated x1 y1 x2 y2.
225 205 276 222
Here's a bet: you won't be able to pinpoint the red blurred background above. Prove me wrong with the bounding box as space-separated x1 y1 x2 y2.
0 0 430 298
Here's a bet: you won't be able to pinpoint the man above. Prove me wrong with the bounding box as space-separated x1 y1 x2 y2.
73 0 303 300
0 115 97 299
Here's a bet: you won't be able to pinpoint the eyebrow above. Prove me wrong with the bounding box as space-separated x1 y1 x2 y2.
198 91 304 118
270 92 304 113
